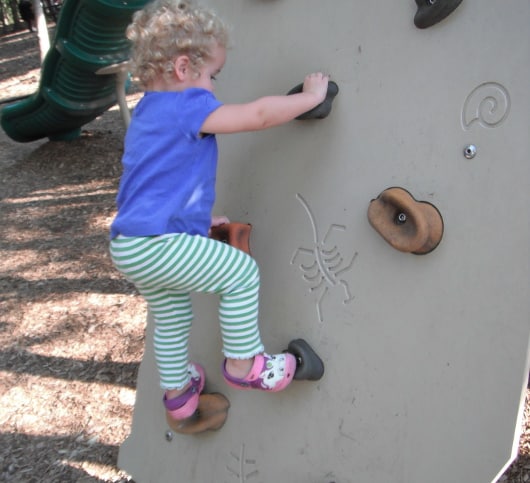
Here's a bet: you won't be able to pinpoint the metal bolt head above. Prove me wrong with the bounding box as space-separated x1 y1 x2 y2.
395 213 407 225
464 144 477 159
165 430 174 442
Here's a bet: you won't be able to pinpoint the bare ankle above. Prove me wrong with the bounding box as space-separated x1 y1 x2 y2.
166 383 189 400
226 357 254 379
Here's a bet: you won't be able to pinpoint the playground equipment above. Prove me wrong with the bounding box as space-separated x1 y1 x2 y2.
0 0 147 142
287 80 340 120
118 1 530 481
210 222 253 255
367 187 444 255
12 0 516 481
1 0 523 480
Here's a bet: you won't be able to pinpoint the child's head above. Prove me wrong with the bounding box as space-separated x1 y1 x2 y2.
127 0 229 88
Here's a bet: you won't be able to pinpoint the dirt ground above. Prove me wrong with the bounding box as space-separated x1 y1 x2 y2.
0 29 144 482
0 29 529 483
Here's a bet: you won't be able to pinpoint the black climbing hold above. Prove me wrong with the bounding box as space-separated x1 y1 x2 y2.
414 0 463 29
287 81 339 120
287 339 325 381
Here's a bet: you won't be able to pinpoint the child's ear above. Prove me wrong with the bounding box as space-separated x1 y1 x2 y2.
174 55 190 80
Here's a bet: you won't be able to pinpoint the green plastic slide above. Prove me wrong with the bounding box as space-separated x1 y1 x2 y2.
1 0 149 142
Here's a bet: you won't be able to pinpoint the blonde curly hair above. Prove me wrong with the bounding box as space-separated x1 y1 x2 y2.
126 0 229 88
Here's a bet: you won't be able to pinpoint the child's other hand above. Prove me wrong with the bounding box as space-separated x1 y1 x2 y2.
211 215 230 227
302 72 329 104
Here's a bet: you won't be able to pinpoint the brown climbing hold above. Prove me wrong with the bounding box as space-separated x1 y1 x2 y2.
209 222 252 255
166 393 230 435
367 187 443 255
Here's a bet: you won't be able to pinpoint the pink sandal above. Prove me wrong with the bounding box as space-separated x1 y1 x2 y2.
222 353 296 392
163 363 205 420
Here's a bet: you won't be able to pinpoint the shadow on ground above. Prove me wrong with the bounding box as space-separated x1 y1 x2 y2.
1 107 145 482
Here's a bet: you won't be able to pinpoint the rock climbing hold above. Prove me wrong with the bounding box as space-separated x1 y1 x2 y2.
367 187 444 255
166 393 230 435
209 222 252 255
287 81 339 120
286 338 325 381
414 0 463 29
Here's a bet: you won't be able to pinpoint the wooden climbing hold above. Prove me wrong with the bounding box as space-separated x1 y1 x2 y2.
367 187 444 255
166 393 230 435
209 222 252 255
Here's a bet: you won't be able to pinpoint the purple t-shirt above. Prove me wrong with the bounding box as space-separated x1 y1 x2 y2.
110 88 223 239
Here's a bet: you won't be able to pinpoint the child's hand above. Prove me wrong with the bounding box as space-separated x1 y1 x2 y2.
211 215 230 228
208 216 229 237
302 72 329 105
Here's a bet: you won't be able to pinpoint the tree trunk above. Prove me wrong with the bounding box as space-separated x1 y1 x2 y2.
9 0 24 30
33 0 50 63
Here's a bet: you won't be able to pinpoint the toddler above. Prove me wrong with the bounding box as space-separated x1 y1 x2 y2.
109 0 329 423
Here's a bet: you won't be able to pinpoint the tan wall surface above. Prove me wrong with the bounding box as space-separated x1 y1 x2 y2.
119 1 530 482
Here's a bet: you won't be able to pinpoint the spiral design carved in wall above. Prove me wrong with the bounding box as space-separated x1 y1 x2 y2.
462 82 510 130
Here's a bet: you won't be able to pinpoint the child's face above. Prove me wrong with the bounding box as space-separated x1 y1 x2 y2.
191 43 226 92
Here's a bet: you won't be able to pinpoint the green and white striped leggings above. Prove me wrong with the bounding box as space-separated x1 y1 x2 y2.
110 233 265 390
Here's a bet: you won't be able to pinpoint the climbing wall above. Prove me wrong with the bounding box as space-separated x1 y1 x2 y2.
118 1 530 482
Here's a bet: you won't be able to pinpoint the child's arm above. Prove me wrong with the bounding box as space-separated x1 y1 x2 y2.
201 72 329 134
